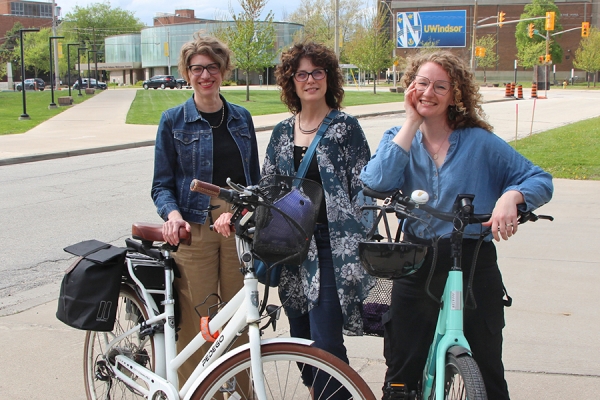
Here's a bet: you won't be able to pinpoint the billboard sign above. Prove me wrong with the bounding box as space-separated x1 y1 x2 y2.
397 10 467 48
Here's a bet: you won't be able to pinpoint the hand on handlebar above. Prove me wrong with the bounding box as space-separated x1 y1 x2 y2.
482 190 523 242
213 212 235 237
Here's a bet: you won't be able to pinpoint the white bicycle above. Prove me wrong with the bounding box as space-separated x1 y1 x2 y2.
83 174 376 400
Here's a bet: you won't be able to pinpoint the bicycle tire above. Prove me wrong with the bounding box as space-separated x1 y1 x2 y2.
429 354 487 400
190 342 376 400
83 285 155 400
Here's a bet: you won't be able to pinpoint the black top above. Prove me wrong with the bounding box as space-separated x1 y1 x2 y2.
199 106 247 187
294 145 327 224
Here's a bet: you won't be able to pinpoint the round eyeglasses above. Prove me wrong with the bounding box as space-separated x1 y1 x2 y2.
413 75 452 95
188 63 221 76
292 69 327 82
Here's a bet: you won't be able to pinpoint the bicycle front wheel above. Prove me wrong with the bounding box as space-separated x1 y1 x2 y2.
430 354 487 400
83 285 155 400
190 342 376 400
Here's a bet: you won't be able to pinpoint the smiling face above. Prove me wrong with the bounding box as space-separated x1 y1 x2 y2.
293 57 328 108
188 53 223 100
413 62 455 121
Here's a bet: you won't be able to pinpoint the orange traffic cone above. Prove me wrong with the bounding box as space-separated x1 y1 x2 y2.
509 82 516 97
504 83 511 97
531 83 538 98
516 85 524 100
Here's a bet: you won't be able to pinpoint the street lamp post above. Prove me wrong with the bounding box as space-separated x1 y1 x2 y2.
66 43 79 97
380 1 397 87
48 36 64 109
87 50 97 85
18 28 40 120
95 52 103 83
77 47 87 96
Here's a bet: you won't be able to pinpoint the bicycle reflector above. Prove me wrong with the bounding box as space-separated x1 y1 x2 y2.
359 241 427 279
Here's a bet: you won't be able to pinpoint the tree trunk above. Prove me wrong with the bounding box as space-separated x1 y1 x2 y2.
246 69 250 101
373 70 377 94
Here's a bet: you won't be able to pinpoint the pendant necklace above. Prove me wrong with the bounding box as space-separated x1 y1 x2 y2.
425 129 452 160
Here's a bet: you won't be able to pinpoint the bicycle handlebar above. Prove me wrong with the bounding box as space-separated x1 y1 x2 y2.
190 179 237 203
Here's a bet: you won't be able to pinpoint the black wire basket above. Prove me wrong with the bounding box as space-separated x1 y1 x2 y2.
252 175 323 265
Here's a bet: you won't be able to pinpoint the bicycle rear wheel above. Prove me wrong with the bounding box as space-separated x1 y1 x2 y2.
430 354 487 400
83 285 155 400
190 342 376 400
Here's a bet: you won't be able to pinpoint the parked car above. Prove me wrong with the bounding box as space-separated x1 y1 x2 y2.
16 78 45 91
142 75 177 90
176 78 188 89
73 78 107 90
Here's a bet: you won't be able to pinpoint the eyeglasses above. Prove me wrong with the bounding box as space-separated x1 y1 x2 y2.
188 63 221 76
413 75 452 95
292 69 327 82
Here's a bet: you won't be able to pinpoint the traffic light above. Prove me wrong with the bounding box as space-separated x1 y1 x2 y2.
545 11 555 31
475 46 486 57
545 54 552 63
582 22 590 37
539 55 544 64
498 11 506 28
528 23 535 38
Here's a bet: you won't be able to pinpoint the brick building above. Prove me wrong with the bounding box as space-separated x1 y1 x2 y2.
386 0 598 81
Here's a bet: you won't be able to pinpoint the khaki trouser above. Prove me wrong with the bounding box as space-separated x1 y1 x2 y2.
173 197 249 391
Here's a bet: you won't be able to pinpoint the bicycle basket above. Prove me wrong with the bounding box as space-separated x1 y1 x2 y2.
359 241 427 279
253 175 323 265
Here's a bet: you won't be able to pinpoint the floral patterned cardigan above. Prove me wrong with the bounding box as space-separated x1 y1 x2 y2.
262 112 375 336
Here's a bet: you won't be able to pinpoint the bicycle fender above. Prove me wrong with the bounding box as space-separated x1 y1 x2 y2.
183 338 314 400
447 345 472 358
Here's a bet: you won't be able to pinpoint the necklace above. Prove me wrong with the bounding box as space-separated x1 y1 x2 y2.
424 130 452 160
198 105 225 129
297 112 321 134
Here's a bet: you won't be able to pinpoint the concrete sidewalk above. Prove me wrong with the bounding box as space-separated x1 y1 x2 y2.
0 87 510 166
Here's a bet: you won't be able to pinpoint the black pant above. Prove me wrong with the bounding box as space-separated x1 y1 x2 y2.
383 239 510 400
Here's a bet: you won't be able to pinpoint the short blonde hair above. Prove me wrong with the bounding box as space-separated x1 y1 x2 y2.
178 32 233 83
401 50 493 132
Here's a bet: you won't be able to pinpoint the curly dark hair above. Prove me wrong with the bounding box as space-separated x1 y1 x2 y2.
400 50 493 132
275 41 344 114
178 32 233 83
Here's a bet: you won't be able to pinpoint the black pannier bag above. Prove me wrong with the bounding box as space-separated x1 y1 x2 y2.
56 240 126 331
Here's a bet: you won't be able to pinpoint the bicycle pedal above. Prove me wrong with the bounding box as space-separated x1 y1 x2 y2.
382 382 410 400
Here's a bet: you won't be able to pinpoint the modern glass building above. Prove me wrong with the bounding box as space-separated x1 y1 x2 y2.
99 15 303 85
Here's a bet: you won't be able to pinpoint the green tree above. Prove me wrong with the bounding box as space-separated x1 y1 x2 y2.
345 8 393 94
287 0 362 54
60 1 144 60
515 0 563 68
22 28 52 78
221 0 276 101
475 35 499 82
573 28 600 87
0 22 24 80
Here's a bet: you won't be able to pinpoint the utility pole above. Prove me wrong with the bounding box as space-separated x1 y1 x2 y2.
334 0 340 59
469 0 478 71
52 1 60 90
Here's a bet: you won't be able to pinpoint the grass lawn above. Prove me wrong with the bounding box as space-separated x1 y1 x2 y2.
512 116 600 180
126 89 404 125
0 90 95 135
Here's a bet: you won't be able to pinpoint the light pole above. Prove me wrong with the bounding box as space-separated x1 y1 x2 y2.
380 1 396 87
77 47 87 96
18 28 40 121
95 52 103 83
87 50 97 85
66 43 79 97
153 17 171 74
48 36 64 109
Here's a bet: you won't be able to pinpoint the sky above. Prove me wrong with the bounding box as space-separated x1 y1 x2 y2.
55 0 298 25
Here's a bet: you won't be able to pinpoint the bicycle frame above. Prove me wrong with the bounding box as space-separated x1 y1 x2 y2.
95 236 281 400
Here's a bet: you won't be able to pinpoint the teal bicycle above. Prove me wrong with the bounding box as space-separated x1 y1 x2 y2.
359 188 552 400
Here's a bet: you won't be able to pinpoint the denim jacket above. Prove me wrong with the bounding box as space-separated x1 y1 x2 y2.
152 95 261 224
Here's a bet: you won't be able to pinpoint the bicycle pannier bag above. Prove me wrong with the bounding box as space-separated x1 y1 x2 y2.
56 240 126 331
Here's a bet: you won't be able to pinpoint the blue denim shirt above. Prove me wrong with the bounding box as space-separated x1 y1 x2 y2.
152 95 261 224
361 126 553 241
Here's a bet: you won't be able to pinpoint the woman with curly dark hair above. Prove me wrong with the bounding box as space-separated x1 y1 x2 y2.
262 41 374 398
361 51 553 400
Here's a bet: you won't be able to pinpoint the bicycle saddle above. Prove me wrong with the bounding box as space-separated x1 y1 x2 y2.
132 222 192 246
